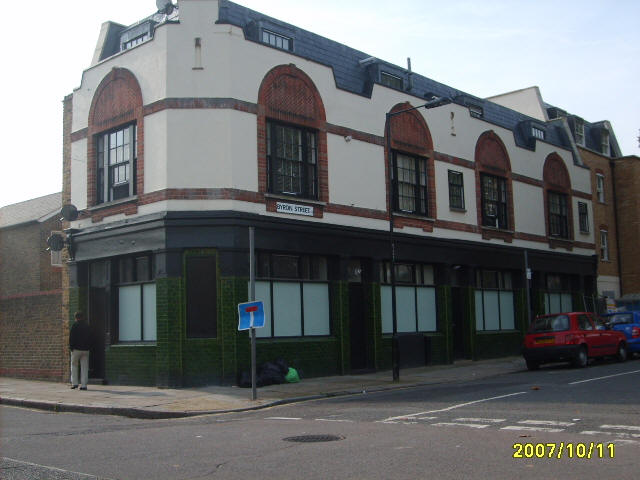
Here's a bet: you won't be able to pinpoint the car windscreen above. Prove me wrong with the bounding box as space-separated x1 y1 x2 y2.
529 315 570 333
607 313 633 325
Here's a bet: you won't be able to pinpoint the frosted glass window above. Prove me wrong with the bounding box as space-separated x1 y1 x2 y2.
119 285 141 341
561 293 572 312
253 281 272 338
381 286 393 334
273 282 301 336
499 291 515 330
396 286 416 332
303 283 330 335
417 287 437 331
422 265 434 285
483 291 500 330
544 294 551 314
142 284 156 341
549 293 562 314
475 290 484 331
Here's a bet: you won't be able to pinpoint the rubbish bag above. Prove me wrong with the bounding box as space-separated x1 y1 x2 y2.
256 361 286 387
285 367 300 383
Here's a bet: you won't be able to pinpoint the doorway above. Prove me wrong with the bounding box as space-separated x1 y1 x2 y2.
348 259 369 371
451 287 468 359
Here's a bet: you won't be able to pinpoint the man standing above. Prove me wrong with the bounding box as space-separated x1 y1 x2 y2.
69 311 92 390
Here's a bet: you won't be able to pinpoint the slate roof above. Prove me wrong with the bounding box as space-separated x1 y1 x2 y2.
0 193 62 229
217 0 574 155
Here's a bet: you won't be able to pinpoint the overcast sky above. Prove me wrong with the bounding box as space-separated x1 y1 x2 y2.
1 0 637 208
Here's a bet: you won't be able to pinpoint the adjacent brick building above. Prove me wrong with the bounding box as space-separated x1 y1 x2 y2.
0 193 65 380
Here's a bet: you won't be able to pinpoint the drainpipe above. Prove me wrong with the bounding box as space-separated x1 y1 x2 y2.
609 159 623 297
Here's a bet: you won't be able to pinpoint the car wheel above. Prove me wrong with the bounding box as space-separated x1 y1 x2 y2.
573 346 588 368
616 343 628 362
526 359 539 371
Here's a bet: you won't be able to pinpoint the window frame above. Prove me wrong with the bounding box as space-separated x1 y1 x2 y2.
266 121 318 200
531 126 545 140
596 173 605 203
601 130 610 156
600 230 609 261
474 269 516 331
115 254 156 343
262 29 292 51
574 119 585 146
480 173 509 229
578 202 589 233
254 252 330 338
96 123 137 205
548 191 569 238
392 151 429 216
380 71 403 90
448 170 465 210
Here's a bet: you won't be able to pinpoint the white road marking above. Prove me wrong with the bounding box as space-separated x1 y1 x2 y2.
600 425 640 432
382 391 527 422
1 457 104 479
265 417 301 420
432 422 490 429
581 430 640 440
454 417 506 423
518 420 575 427
569 369 640 385
501 426 564 433
315 418 354 423
416 416 439 420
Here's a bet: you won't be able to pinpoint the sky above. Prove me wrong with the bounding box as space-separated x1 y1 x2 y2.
1 0 638 208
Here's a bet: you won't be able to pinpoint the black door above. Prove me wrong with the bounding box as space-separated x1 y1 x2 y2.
88 287 107 380
452 287 466 359
349 283 368 371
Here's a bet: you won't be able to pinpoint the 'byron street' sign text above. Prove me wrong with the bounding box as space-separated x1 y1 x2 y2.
276 202 314 217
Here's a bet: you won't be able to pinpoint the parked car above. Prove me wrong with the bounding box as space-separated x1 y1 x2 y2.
602 311 640 357
522 311 628 370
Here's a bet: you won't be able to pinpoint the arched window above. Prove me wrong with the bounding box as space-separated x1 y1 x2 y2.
474 132 514 234
543 153 573 240
385 103 435 217
257 65 327 203
88 68 144 206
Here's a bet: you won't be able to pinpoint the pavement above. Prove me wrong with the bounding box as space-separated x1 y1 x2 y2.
0 357 526 419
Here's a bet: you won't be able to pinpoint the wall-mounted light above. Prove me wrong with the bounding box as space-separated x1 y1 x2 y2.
344 135 352 142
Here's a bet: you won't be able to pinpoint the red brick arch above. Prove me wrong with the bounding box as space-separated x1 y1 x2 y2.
384 103 436 221
474 131 514 240
87 68 144 207
257 65 328 204
543 153 574 241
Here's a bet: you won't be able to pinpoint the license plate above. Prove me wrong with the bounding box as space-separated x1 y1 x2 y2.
535 338 554 345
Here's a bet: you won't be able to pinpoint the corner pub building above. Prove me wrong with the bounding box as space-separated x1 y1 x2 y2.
62 0 598 387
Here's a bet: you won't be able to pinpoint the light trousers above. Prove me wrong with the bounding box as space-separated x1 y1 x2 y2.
70 349 90 388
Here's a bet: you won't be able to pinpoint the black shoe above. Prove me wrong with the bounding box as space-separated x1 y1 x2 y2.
70 385 78 389
79 387 87 390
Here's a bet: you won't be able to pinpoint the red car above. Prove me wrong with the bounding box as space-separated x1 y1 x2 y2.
522 312 628 370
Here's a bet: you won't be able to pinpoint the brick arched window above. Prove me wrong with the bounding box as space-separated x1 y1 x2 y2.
257 65 327 205
385 103 435 218
475 131 514 240
543 153 573 242
87 68 144 207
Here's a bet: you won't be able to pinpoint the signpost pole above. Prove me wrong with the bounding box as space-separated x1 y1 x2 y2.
249 227 257 401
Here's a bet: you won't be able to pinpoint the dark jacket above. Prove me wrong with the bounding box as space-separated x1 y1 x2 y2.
69 320 92 351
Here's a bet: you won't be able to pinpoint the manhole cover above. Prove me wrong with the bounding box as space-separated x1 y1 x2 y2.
283 434 344 443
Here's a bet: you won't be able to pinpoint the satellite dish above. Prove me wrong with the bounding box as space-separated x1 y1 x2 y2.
156 0 175 14
61 204 78 221
47 233 66 252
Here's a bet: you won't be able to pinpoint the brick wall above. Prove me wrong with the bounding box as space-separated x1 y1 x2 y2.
579 147 619 281
613 156 640 295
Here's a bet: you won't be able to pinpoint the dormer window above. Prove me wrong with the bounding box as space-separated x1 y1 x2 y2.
574 118 585 146
380 71 403 90
262 29 292 51
469 104 484 119
532 126 545 140
601 130 610 156
123 33 149 50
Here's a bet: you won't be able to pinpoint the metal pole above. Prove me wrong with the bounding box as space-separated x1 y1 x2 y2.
249 227 257 401
386 113 400 382
524 249 532 328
